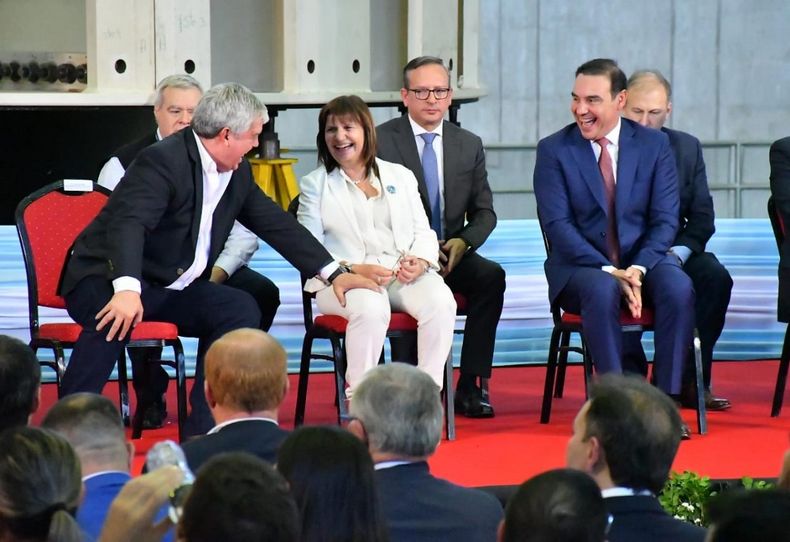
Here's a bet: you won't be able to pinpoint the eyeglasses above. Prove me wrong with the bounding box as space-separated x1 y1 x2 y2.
407 88 451 100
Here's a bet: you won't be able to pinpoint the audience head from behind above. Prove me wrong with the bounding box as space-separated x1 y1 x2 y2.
0 334 41 433
176 452 299 542
41 392 132 476
499 468 609 542
0 426 83 542
153 74 203 138
277 426 388 542
566 373 682 494
348 362 442 462
204 328 288 423
706 488 790 542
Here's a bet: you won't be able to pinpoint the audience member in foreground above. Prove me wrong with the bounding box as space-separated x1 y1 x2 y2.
349 363 502 542
498 468 609 542
181 328 289 471
42 393 135 540
705 489 790 542
566 374 706 542
0 426 83 542
622 69 732 411
0 334 41 433
297 95 456 396
277 425 389 542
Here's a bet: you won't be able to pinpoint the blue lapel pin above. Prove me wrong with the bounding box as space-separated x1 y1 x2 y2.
386 185 396 194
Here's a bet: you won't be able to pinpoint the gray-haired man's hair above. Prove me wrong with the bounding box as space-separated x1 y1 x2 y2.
627 69 672 100
350 363 442 458
154 74 203 107
191 82 269 138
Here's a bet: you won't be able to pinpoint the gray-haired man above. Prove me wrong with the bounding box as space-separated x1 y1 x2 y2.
349 363 503 542
60 83 377 436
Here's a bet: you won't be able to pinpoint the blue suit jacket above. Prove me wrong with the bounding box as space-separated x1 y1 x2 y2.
533 118 680 305
78 472 130 541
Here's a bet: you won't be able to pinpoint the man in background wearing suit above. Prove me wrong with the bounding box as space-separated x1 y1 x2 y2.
182 328 289 471
58 83 375 436
98 75 280 429
622 70 732 411
377 56 506 418
769 136 790 324
566 374 706 542
533 59 694 439
349 363 503 542
42 393 136 541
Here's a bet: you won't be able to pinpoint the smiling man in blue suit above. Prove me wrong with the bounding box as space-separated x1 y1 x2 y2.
533 58 694 426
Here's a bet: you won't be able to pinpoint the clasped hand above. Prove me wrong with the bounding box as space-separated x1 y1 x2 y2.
438 238 468 276
611 266 644 318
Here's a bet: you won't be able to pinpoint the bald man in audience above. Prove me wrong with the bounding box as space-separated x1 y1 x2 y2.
0 335 40 433
623 70 732 411
180 328 289 471
41 393 135 540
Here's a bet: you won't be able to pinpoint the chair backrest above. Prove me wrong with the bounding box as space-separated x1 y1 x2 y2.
286 194 317 330
15 181 110 328
768 196 785 251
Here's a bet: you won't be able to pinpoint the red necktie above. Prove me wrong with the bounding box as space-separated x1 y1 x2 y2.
596 137 620 266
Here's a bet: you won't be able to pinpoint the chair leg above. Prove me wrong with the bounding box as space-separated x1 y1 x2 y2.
692 332 707 434
129 350 149 440
116 351 131 428
541 327 562 424
53 345 67 398
772 324 790 417
294 333 315 426
172 342 187 443
582 337 593 399
444 348 456 441
333 336 349 424
554 331 572 398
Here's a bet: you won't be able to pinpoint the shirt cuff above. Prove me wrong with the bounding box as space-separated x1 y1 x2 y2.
632 265 647 276
670 245 692 265
112 276 141 294
602 265 616 274
213 254 244 277
318 261 340 282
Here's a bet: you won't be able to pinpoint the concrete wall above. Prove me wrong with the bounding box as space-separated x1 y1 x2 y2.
275 0 790 219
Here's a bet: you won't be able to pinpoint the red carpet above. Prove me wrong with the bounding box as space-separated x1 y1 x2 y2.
32 361 790 487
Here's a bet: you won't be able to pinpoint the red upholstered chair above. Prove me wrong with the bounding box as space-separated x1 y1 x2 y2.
15 180 188 441
288 196 456 440
767 196 790 416
538 217 707 434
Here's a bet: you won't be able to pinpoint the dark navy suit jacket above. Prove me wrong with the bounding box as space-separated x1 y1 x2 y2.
375 461 502 542
606 495 706 542
182 418 288 472
533 118 680 306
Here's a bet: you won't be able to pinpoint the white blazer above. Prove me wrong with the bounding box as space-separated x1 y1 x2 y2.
298 158 439 291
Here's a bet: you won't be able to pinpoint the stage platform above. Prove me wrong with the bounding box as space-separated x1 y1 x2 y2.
0 218 784 376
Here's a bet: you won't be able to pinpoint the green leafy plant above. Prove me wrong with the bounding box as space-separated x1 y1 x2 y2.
740 476 774 490
658 470 715 527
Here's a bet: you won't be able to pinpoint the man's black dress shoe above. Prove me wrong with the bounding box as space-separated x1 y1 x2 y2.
141 396 167 429
454 387 495 418
680 422 691 441
679 388 731 411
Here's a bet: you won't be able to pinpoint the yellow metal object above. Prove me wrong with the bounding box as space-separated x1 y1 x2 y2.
249 157 300 210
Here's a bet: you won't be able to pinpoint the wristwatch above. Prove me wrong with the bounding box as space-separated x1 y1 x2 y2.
327 263 352 284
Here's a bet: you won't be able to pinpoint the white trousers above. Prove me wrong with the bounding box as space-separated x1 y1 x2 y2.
316 271 456 396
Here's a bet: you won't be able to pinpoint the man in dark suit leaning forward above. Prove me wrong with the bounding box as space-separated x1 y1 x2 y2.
377 56 506 418
533 58 695 430
622 70 732 410
58 82 376 436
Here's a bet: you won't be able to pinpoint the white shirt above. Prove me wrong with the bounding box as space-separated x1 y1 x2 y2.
97 129 164 191
112 131 232 294
601 486 654 498
408 115 446 235
208 416 279 435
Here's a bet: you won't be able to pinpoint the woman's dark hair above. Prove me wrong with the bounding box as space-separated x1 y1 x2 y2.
316 95 380 180
0 427 83 542
277 426 389 542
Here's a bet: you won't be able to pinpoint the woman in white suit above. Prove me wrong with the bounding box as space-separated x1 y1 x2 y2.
298 95 456 396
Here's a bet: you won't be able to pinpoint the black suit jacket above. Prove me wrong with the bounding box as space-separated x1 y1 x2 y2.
375 461 502 542
376 116 497 250
663 127 715 253
770 136 790 321
606 495 706 542
114 132 158 170
182 419 288 472
60 129 332 295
